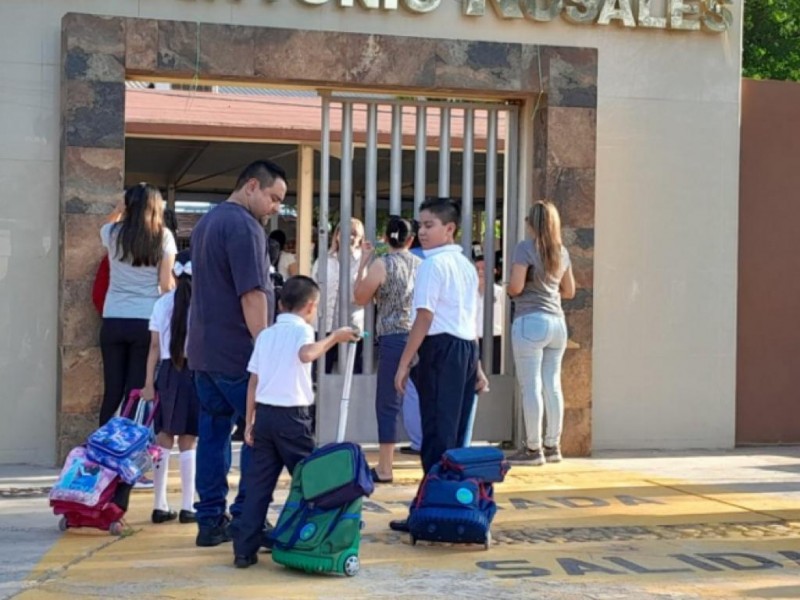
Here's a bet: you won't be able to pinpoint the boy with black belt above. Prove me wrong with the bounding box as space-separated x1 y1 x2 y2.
392 198 489 532
232 276 358 568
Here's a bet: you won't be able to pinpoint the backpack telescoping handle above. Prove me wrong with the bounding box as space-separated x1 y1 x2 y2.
462 393 479 448
124 389 159 428
335 338 359 443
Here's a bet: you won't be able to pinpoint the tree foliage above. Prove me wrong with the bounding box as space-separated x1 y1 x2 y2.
742 0 800 81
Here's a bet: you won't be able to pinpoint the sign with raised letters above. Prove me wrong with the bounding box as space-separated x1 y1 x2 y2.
186 0 734 33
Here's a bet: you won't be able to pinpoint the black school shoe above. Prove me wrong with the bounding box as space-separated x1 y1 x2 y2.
179 510 197 524
196 516 233 547
151 509 177 524
398 446 420 456
234 554 258 569
389 519 409 533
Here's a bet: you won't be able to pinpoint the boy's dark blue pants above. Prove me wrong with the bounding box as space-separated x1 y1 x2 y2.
415 334 478 474
232 404 315 558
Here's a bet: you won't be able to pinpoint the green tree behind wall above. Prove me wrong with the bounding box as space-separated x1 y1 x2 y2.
743 0 800 81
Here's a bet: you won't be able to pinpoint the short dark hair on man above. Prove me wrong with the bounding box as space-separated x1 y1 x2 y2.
234 160 287 191
419 197 461 231
280 275 320 312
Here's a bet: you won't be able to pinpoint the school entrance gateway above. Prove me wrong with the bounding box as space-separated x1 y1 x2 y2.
58 15 597 459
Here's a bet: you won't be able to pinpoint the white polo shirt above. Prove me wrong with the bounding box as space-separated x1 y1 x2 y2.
247 313 315 407
413 244 479 341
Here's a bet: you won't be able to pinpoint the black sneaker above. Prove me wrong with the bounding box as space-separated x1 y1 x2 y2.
507 447 545 466
196 521 233 547
151 509 178 524
234 554 258 569
543 445 562 463
389 519 409 533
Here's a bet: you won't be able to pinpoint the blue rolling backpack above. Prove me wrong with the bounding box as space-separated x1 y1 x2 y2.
407 396 510 549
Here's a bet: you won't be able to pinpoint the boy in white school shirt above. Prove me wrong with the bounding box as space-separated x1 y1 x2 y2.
392 198 489 533
232 275 359 568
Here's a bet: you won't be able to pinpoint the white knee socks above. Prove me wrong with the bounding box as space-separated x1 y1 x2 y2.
180 449 196 513
153 452 170 512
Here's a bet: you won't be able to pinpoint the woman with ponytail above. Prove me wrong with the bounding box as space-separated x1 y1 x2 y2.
141 250 199 524
99 183 176 428
354 216 421 483
507 201 575 465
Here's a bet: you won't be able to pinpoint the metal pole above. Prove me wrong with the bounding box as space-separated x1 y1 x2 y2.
363 103 379 373
502 107 520 377
317 98 331 384
438 106 450 199
482 109 498 370
414 106 427 219
339 101 354 373
390 104 403 216
461 108 474 255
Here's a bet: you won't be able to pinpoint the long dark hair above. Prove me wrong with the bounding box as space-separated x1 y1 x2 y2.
169 251 192 370
113 183 165 266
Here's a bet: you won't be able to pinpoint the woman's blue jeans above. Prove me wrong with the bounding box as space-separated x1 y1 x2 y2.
511 312 568 450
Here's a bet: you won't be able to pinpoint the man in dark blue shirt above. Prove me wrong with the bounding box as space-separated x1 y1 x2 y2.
188 160 286 547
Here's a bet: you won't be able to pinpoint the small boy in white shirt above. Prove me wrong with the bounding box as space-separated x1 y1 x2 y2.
392 198 489 532
232 275 358 568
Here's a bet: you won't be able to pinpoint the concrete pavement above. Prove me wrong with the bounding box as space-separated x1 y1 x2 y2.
2 448 799 599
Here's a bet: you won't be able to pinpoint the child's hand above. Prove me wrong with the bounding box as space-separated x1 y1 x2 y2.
141 384 156 401
334 326 361 344
476 365 490 394
245 424 255 447
395 363 410 395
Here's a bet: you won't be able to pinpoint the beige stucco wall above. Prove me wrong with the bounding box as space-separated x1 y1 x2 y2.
0 0 741 463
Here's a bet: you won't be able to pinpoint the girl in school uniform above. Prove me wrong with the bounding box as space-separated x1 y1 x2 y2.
141 250 199 524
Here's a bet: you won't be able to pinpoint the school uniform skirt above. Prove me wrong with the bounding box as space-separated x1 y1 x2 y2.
154 361 199 436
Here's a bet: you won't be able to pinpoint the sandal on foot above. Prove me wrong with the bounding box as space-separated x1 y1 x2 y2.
370 467 393 484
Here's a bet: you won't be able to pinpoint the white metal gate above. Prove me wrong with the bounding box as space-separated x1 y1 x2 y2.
315 93 521 445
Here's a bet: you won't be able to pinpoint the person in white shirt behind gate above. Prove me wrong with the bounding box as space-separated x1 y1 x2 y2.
506 200 575 466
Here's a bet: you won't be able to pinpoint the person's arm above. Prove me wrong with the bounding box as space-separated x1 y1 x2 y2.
353 258 385 306
560 265 576 299
158 254 176 294
241 289 269 339
298 326 360 363
244 373 258 447
507 263 528 297
394 309 434 394
141 332 160 401
287 261 299 277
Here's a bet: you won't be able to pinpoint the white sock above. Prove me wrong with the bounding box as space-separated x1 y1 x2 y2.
180 449 196 513
153 453 170 512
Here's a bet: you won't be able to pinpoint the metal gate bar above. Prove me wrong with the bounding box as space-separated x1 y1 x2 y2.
390 105 403 215
414 106 427 218
461 108 475 254
316 96 331 379
482 109 498 371
337 101 354 372
438 107 450 198
363 103 379 372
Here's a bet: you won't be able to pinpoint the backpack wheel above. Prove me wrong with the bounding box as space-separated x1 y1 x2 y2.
342 554 360 577
58 517 69 532
109 521 124 536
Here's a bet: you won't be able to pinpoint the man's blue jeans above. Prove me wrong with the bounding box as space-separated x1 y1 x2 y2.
193 371 252 529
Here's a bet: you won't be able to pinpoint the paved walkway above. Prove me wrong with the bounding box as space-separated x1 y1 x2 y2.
2 448 799 599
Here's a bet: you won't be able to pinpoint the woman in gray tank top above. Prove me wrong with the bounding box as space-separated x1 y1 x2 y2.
507 201 575 466
354 216 421 483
